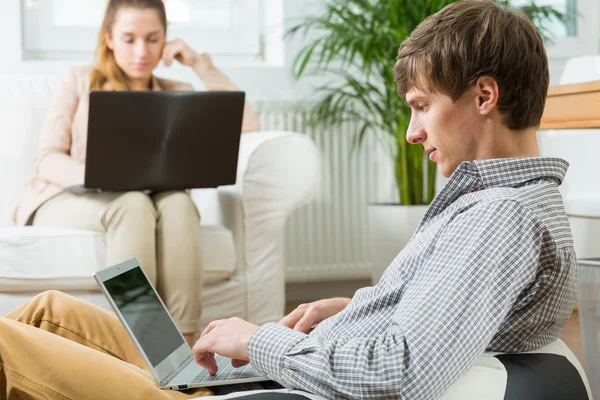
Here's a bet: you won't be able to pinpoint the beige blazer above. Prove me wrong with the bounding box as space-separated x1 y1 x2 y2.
14 65 260 226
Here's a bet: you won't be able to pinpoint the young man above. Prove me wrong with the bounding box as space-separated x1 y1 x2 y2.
192 0 577 398
0 0 579 399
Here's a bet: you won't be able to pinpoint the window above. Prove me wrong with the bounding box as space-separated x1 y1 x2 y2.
510 0 577 38
21 0 264 61
509 0 599 58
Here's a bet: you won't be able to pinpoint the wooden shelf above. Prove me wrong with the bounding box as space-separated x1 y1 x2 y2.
540 80 600 130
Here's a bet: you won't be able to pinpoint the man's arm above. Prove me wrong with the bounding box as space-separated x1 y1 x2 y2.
247 200 542 399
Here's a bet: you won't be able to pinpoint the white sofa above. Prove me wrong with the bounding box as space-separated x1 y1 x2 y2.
0 73 320 329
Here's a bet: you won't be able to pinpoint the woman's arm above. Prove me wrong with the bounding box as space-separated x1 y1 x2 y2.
191 55 260 133
161 39 261 133
36 67 85 187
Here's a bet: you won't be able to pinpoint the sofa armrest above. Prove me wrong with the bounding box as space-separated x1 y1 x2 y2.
193 131 320 324
237 131 320 323
190 131 320 225
236 130 320 212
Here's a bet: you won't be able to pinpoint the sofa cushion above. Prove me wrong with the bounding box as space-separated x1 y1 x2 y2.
0 225 236 291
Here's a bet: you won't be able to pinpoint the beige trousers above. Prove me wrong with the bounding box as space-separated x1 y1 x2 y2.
0 290 211 399
33 190 203 334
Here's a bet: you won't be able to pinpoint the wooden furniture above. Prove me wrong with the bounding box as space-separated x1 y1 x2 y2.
540 80 600 130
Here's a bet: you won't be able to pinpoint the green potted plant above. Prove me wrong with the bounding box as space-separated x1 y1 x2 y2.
287 0 567 283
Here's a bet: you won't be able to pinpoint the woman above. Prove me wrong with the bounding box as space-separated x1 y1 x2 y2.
14 0 260 347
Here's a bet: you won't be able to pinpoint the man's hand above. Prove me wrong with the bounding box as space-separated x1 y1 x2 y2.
192 317 260 375
279 298 351 333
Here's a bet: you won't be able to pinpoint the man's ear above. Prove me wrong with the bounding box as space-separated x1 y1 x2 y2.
475 76 499 116
104 31 114 50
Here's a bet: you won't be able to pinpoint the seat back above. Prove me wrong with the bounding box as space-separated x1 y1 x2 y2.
0 74 61 228
440 339 592 399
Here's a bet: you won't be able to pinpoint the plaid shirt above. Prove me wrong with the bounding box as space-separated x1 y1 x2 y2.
248 157 577 399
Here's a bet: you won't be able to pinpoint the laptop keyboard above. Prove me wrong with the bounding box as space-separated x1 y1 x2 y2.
190 356 262 384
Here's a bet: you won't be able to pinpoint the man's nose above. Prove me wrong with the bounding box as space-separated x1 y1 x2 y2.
406 121 426 144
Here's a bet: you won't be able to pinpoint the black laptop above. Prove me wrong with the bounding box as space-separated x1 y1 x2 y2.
65 90 245 192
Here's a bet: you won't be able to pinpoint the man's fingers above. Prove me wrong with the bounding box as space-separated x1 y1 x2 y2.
193 350 218 375
293 307 325 332
293 314 315 333
193 332 219 374
278 307 304 328
231 359 249 368
200 320 221 338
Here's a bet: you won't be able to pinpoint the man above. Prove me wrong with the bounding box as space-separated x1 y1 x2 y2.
192 0 578 398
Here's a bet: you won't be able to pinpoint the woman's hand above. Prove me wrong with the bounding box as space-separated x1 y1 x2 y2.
279 298 352 333
162 39 214 72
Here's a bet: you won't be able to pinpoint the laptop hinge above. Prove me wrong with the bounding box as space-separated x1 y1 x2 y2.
160 356 194 386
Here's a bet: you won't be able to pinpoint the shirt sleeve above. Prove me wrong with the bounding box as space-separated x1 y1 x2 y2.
248 199 543 399
36 67 85 187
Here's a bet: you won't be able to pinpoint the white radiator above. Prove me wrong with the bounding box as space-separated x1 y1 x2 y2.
255 102 380 282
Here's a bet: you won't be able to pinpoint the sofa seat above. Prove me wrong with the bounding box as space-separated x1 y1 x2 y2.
0 224 236 292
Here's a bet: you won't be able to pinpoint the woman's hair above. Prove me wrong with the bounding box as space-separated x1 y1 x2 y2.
90 0 167 91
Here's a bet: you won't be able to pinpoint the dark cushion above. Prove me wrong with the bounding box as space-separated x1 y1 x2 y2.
495 353 588 400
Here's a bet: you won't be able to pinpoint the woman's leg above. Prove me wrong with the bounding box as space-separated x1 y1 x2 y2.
34 191 158 285
1 291 212 399
33 191 108 231
102 192 158 284
152 191 203 343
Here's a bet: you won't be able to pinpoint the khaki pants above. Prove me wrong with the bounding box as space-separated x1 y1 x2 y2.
0 290 212 399
33 191 203 334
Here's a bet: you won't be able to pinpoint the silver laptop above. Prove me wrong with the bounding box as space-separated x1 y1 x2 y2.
93 257 269 390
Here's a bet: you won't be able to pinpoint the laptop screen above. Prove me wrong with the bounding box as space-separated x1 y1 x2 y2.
103 266 185 367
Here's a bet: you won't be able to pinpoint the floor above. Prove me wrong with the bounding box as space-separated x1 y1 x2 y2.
286 302 584 364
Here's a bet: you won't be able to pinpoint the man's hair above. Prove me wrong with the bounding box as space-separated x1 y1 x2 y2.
393 0 549 130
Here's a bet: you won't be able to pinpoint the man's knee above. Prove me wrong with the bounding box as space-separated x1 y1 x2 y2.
33 290 70 305
12 290 75 324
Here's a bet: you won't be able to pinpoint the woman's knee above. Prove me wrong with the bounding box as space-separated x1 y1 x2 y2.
155 191 200 221
105 192 157 224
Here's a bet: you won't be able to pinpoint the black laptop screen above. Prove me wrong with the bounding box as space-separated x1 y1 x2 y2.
104 266 185 366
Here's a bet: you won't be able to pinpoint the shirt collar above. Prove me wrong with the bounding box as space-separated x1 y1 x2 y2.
417 157 568 232
454 157 568 189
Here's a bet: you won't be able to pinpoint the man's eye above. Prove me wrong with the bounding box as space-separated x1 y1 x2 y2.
123 39 133 44
417 104 428 111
